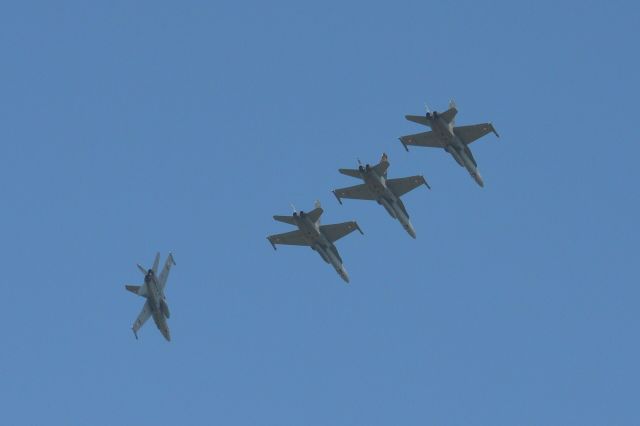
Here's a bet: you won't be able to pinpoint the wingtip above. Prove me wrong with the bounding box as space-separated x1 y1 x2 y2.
490 123 500 138
332 190 343 205
423 176 431 190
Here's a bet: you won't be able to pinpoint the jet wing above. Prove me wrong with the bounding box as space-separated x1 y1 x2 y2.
454 123 498 145
387 176 428 197
399 131 445 149
268 230 310 248
320 221 362 243
333 184 376 202
132 301 152 335
158 253 176 291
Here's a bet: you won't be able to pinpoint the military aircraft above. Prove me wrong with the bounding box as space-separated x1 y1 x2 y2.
125 252 176 341
267 201 363 283
332 153 429 238
399 101 499 187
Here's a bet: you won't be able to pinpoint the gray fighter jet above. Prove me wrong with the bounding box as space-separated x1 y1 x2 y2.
267 202 363 283
399 101 499 187
332 153 429 238
125 252 176 341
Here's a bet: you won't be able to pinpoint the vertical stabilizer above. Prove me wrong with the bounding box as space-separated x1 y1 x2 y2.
313 200 322 225
448 100 457 126
152 252 160 274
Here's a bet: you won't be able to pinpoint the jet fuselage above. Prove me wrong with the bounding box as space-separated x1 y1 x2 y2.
429 115 484 187
144 270 171 341
359 166 417 238
293 213 349 283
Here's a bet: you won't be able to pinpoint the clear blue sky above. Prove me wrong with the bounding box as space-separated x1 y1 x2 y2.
1 1 638 425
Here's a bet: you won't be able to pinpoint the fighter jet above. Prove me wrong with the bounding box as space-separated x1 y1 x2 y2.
125 252 176 341
399 101 499 187
267 201 363 283
332 153 429 239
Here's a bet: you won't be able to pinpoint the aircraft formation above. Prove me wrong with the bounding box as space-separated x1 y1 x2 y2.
126 101 499 340
266 101 499 283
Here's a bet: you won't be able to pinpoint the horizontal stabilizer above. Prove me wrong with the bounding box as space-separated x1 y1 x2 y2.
373 153 389 177
338 168 362 179
405 115 431 126
304 207 323 224
273 215 297 225
125 285 147 297
439 107 458 123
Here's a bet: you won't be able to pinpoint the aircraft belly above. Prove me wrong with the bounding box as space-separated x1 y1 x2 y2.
394 199 409 219
463 145 478 167
329 244 343 265
152 309 164 329
447 147 465 167
460 151 477 174
433 121 453 145
379 197 397 219
365 179 386 198
300 224 320 245
152 307 171 339
146 284 160 310
314 244 330 263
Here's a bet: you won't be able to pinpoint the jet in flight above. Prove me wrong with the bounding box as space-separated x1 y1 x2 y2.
333 153 429 238
125 252 176 341
267 201 363 283
399 101 499 187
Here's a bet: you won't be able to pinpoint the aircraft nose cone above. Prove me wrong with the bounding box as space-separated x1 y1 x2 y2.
474 172 484 187
338 267 350 283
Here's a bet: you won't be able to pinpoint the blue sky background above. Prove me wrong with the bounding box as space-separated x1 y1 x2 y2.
1 1 638 425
